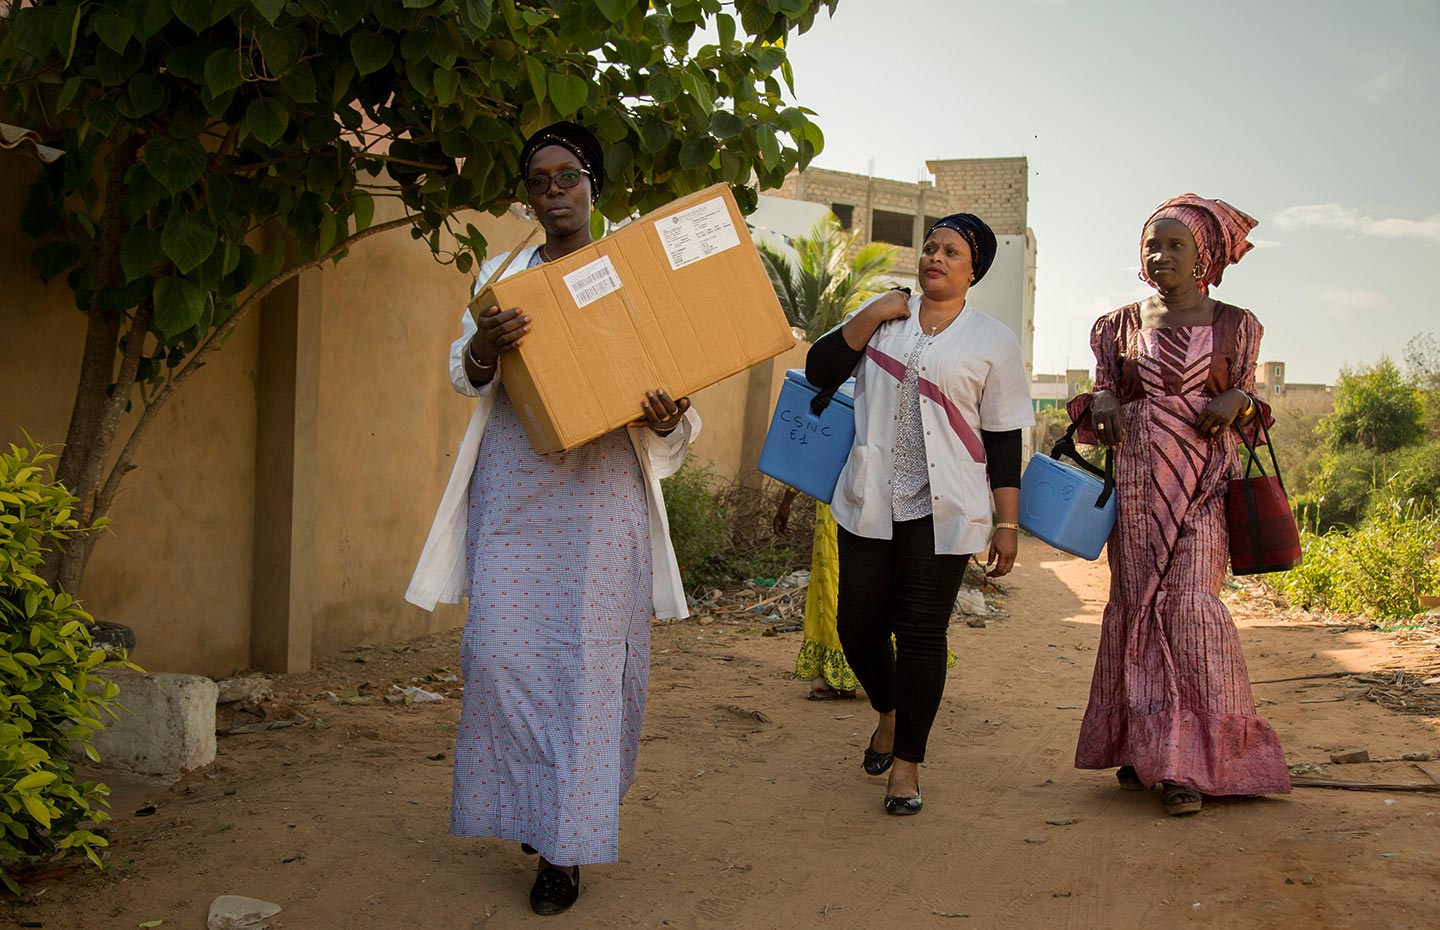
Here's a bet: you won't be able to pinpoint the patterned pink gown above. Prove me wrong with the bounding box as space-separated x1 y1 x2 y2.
1071 302 1291 796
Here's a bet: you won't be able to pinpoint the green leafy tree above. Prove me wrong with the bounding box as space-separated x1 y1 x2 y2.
1404 331 1440 440
0 0 837 594
757 213 896 342
1320 357 1424 454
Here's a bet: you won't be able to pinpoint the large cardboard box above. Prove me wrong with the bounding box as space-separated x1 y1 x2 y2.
470 184 795 454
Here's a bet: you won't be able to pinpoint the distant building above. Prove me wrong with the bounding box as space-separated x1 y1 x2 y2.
769 158 1036 381
1031 369 1093 412
745 195 831 267
1255 360 1333 399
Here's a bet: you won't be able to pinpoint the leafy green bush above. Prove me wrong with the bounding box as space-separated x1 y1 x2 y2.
1 442 135 893
662 462 805 594
1294 442 1440 532
1389 442 1440 506
1297 446 1385 530
1270 492 1440 619
662 461 733 591
1321 357 1425 453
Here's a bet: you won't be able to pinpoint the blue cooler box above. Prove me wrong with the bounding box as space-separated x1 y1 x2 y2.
757 370 856 503
1019 451 1116 560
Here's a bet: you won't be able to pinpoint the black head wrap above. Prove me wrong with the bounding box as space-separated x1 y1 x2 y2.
925 213 998 284
519 121 604 200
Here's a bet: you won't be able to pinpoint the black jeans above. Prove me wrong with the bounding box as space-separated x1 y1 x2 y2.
836 516 970 764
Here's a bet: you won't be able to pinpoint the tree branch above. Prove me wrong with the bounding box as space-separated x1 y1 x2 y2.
215 151 448 175
96 210 459 517
216 121 242 161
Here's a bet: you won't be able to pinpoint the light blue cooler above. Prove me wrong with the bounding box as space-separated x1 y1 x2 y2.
757 370 856 503
1019 420 1116 560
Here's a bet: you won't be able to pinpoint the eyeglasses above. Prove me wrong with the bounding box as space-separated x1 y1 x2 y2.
524 168 591 196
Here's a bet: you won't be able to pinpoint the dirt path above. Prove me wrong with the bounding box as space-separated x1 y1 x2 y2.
11 535 1440 929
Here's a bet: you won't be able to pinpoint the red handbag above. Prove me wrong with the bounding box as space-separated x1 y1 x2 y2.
1227 417 1303 575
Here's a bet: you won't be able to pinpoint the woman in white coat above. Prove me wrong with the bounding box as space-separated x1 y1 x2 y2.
806 213 1032 816
406 122 699 916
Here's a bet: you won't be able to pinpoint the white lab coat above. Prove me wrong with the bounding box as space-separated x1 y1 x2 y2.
405 246 701 617
830 293 1033 554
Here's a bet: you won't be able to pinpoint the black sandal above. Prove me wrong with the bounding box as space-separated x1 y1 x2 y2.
1162 783 1202 816
529 864 580 915
1116 765 1143 791
863 728 893 776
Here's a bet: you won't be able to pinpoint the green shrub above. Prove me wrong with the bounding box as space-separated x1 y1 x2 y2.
1270 492 1440 619
662 461 733 591
1312 446 1387 529
1296 442 1440 532
1321 357 1425 453
1 442 135 893
662 462 805 594
1389 442 1440 506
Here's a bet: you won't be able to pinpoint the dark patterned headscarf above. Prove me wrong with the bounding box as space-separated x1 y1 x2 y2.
1140 193 1257 293
519 121 604 200
925 213 998 283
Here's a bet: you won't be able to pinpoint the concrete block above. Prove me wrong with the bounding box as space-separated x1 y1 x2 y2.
88 670 218 780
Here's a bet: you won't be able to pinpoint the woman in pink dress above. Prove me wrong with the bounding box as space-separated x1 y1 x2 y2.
1070 194 1291 816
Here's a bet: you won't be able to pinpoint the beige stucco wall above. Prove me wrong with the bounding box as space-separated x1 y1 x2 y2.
688 336 810 483
306 202 535 658
0 151 260 677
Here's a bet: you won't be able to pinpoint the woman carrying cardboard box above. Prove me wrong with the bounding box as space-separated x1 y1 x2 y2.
805 214 1033 816
406 122 700 916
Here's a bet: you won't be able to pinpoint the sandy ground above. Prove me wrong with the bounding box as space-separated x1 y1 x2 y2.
9 534 1440 930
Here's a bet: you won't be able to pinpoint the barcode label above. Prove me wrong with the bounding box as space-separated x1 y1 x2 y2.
562 255 623 309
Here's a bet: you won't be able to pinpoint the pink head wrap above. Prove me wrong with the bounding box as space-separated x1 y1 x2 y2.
1139 193 1258 293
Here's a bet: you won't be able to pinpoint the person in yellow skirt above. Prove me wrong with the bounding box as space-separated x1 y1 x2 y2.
774 491 955 700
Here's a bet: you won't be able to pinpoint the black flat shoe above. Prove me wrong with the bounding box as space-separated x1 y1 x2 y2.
529 864 580 915
884 791 923 816
521 843 537 855
863 728 893 776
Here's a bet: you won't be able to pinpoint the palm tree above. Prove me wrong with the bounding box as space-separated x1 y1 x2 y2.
757 215 899 342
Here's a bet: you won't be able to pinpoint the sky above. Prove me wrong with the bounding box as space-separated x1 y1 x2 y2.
777 0 1440 383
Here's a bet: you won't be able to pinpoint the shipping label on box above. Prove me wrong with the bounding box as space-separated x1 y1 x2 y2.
656 197 743 270
469 184 794 454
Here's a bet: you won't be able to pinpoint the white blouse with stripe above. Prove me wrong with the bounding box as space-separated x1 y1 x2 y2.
829 293 1034 555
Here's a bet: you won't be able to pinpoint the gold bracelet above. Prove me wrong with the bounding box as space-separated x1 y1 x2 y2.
467 339 497 371
994 522 1020 531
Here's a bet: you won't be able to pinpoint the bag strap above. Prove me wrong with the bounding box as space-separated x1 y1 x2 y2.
1050 414 1116 509
1231 413 1286 494
809 385 841 417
